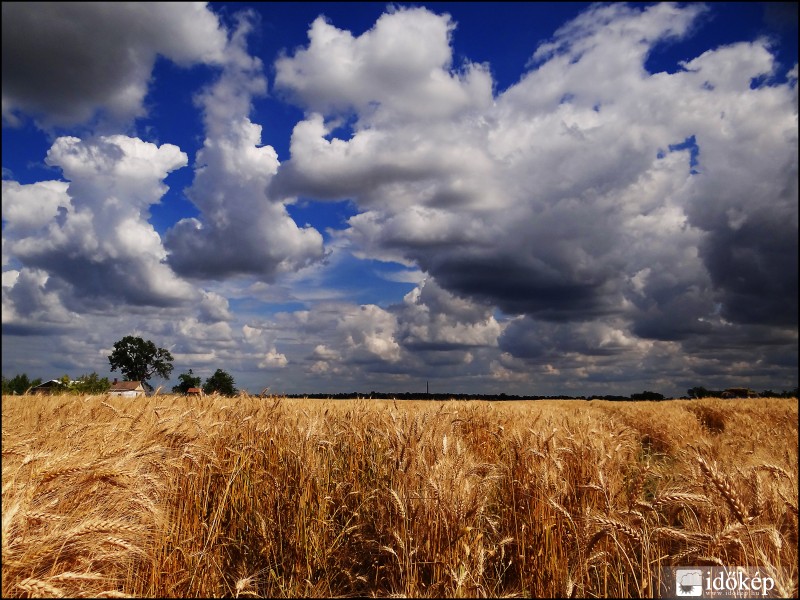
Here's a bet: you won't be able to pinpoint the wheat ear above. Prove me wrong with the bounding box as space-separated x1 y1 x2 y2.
697 456 748 525
17 577 65 598
592 515 642 544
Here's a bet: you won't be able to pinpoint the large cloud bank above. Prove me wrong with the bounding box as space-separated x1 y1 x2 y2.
2 3 797 395
269 4 797 389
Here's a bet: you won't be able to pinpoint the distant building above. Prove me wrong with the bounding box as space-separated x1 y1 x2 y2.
30 380 69 395
721 387 759 398
108 379 145 398
186 387 203 397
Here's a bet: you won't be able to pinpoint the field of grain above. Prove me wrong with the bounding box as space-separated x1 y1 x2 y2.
2 394 797 598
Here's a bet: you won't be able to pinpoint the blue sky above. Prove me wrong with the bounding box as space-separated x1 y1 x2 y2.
2 2 797 396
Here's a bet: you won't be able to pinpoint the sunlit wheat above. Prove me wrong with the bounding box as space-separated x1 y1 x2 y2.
2 393 796 597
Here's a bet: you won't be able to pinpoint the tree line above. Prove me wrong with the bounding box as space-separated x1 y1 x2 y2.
2 335 238 397
686 386 798 399
3 335 797 399
2 372 110 395
285 388 798 401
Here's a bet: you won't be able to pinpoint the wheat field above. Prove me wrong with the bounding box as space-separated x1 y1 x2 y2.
2 393 797 598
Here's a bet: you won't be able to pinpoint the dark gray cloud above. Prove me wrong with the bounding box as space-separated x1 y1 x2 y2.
419 250 620 321
697 211 798 327
2 2 226 128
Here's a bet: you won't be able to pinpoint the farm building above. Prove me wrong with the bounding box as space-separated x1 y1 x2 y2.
108 379 145 398
721 387 759 398
29 379 70 395
186 387 203 397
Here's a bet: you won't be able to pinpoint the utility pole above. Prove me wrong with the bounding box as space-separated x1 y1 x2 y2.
426 380 429 396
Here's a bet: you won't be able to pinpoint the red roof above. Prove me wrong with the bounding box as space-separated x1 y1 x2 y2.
187 387 202 394
109 381 143 392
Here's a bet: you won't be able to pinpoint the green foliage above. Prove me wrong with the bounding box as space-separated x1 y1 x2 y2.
761 387 800 398
172 369 202 394
630 390 664 401
108 336 174 385
203 368 237 397
1 373 43 395
72 372 111 394
689 387 798 399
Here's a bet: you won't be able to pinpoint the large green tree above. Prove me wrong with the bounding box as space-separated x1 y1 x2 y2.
203 368 237 396
172 369 202 394
108 336 174 388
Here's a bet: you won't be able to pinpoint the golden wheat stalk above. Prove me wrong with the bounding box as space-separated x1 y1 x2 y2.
748 470 764 519
67 519 143 538
584 529 607 555
653 527 712 543
653 492 711 507
697 456 749 524
103 536 145 555
696 555 725 566
24 511 65 523
652 527 689 542
627 465 649 507
17 577 65 598
49 571 108 582
389 488 407 521
777 491 798 517
591 515 642 544
670 546 701 563
755 463 792 480
40 465 85 482
101 402 123 417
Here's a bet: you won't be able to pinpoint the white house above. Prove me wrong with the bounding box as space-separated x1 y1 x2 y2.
108 379 145 398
